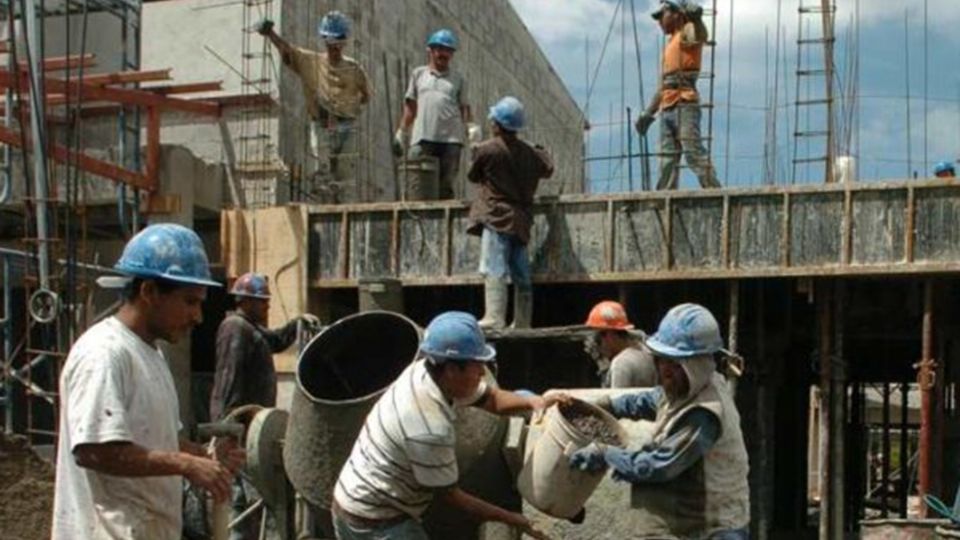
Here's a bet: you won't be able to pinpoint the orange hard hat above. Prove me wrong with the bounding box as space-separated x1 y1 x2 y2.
585 301 634 330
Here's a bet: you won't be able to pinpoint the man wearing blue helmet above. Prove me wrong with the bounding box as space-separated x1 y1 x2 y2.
258 11 370 201
467 96 553 330
53 224 244 540
568 303 749 539
394 28 479 199
333 311 564 539
934 161 956 178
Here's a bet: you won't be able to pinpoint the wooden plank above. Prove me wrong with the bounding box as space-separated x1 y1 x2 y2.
530 201 607 277
142 81 224 95
614 200 666 273
730 195 783 269
790 192 843 267
450 208 481 277
62 69 171 86
671 197 723 270
914 187 960 262
350 211 393 279
398 209 444 277
20 53 97 72
851 189 906 264
308 213 342 280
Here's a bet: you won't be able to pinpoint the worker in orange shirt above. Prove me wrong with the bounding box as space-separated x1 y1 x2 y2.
635 0 721 190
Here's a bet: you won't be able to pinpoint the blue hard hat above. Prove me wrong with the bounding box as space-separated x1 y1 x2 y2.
427 28 458 50
934 161 955 176
318 10 350 41
420 311 496 363
652 0 688 19
646 303 723 359
230 272 271 299
113 223 220 288
488 96 525 132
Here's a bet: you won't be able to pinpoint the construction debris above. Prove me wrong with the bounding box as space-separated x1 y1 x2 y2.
0 433 55 540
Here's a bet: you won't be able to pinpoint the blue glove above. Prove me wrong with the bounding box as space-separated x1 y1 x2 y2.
568 443 608 472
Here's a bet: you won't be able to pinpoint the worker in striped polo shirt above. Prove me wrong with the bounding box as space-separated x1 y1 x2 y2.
333 311 563 539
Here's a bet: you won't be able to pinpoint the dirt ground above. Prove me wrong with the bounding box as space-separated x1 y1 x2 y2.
0 432 55 540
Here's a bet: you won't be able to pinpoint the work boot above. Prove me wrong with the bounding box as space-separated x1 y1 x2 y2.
478 278 508 330
510 289 533 329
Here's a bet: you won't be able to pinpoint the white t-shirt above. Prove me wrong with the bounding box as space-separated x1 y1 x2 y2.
52 316 183 540
334 359 487 519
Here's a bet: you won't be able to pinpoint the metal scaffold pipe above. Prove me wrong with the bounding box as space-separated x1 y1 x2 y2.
24 0 50 291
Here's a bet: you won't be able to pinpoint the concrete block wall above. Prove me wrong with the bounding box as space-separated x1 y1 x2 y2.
280 0 585 202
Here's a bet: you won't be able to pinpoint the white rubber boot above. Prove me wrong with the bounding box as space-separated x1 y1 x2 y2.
478 278 508 330
510 288 533 329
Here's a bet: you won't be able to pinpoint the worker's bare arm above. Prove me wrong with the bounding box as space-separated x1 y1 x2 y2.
74 441 233 502
400 99 417 131
437 487 545 538
478 387 571 416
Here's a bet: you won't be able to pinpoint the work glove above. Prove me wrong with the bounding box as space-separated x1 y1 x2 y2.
467 122 482 144
299 313 321 330
392 128 409 158
568 442 608 472
255 18 274 36
635 112 656 136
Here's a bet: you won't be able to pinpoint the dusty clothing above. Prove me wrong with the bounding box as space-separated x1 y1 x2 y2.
53 317 182 540
660 23 704 110
609 345 658 388
630 357 751 538
409 140 462 199
334 360 487 520
209 312 298 421
405 66 468 145
466 137 553 245
658 103 721 189
479 227 532 288
288 47 370 120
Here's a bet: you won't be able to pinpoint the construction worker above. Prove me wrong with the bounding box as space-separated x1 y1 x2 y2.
584 301 657 388
569 303 750 539
333 311 564 540
636 0 722 190
53 224 244 540
393 28 480 199
209 272 319 540
934 161 956 178
467 96 553 330
258 11 371 201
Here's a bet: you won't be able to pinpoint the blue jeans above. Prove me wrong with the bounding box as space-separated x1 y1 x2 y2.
658 102 721 189
707 527 750 540
479 228 532 290
332 511 428 540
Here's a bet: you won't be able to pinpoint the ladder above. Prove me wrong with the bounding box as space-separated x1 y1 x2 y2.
791 0 836 184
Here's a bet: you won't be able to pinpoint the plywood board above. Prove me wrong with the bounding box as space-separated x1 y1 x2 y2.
851 190 906 264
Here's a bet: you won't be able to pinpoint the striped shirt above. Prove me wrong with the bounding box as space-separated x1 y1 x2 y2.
333 359 486 520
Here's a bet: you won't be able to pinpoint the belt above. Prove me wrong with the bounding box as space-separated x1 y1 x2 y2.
331 499 410 529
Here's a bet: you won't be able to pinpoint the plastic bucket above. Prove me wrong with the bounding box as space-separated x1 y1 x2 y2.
517 399 627 519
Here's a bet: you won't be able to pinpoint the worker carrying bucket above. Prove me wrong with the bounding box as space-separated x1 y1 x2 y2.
636 0 722 190
332 311 567 539
568 303 750 539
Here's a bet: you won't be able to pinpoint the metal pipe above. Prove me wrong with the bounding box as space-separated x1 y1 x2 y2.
24 0 50 290
2 254 11 433
918 278 934 515
0 246 116 274
727 280 739 396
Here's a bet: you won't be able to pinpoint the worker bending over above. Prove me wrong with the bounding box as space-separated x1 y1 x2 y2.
259 11 371 201
584 301 657 388
394 29 480 199
210 272 319 540
468 96 553 329
333 311 564 539
53 224 244 539
636 0 721 190
570 303 750 539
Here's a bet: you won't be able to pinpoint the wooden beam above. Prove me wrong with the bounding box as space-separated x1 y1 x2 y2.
0 124 151 190
77 69 172 86
0 69 219 116
142 81 223 95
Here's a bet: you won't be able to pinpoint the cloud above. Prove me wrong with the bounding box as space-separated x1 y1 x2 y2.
509 0 620 46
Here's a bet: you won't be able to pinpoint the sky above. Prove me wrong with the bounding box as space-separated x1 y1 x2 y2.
508 0 960 192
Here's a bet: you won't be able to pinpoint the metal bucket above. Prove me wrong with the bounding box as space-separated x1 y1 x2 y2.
860 519 951 540
282 311 420 509
400 156 440 201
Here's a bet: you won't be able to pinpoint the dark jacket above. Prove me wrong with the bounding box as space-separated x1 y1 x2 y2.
209 312 299 420
466 136 553 245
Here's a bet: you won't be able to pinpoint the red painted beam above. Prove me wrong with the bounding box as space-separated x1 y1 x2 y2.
0 124 152 190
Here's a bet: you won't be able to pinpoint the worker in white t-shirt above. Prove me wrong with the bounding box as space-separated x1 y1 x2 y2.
333 311 566 539
52 223 245 540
